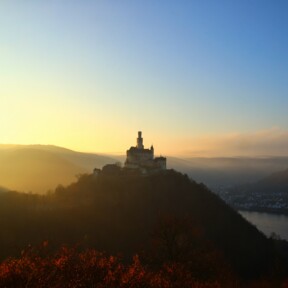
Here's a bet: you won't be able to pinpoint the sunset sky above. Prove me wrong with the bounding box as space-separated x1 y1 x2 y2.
1 1 288 156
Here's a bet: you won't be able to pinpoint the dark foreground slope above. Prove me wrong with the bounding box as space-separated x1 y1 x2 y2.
0 170 286 281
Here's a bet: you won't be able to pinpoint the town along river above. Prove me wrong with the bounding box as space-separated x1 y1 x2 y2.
239 210 288 241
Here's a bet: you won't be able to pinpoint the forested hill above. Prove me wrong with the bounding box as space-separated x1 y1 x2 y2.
0 170 287 282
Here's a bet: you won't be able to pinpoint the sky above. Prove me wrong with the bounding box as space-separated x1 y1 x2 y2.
1 1 288 156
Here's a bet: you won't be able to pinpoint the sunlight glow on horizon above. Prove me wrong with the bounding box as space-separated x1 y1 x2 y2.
1 1 288 157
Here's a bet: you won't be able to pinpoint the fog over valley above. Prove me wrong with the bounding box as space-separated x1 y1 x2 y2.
1 144 288 194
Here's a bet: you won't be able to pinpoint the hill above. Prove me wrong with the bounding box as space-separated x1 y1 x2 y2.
116 155 288 188
0 186 8 193
168 156 288 189
0 145 117 193
0 170 286 282
256 168 288 189
221 168 288 213
1 143 288 194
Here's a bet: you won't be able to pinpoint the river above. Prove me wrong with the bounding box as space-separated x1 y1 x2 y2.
239 210 288 241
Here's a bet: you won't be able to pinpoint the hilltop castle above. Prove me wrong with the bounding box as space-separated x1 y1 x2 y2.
94 131 166 176
124 131 166 173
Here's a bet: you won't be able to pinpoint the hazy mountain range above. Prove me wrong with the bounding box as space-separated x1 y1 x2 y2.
0 145 115 193
0 144 288 194
217 167 288 214
255 168 288 190
169 156 288 190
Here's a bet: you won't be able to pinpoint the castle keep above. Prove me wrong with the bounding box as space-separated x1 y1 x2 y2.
125 131 166 173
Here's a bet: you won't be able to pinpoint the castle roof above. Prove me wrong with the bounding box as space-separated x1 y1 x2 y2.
154 156 166 161
127 147 152 153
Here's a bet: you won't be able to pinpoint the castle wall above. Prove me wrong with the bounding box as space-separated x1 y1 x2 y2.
124 132 166 172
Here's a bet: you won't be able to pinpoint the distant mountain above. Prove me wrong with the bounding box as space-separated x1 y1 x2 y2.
0 186 8 193
256 168 288 190
0 145 117 194
220 168 288 213
167 156 288 189
1 143 288 194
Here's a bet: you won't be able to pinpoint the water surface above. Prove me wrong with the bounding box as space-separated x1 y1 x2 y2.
239 210 288 241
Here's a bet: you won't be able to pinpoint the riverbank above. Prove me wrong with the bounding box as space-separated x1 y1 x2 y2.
239 210 288 241
235 206 288 216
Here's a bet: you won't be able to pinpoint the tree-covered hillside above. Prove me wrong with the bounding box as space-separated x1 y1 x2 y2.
0 170 287 285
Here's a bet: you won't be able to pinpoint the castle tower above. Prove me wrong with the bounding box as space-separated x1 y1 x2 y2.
136 131 144 149
125 131 166 172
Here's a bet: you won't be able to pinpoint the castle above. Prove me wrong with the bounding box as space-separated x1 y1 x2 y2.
124 131 166 173
94 131 166 176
